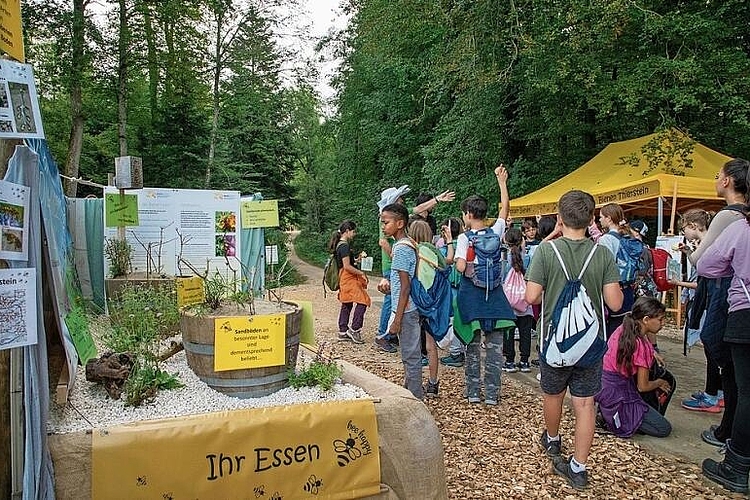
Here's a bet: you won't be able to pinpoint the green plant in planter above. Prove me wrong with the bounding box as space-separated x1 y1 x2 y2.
289 342 342 391
104 237 132 278
179 257 257 314
103 282 183 406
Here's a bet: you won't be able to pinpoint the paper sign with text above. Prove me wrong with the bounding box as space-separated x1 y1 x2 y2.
104 193 139 227
214 314 286 370
0 268 37 350
176 276 206 308
241 199 279 228
91 400 381 500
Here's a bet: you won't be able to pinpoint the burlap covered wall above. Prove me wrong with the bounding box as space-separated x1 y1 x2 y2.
48 359 447 500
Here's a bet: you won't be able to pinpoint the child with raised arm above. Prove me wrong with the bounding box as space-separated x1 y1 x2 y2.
454 165 516 405
525 190 623 490
382 203 423 399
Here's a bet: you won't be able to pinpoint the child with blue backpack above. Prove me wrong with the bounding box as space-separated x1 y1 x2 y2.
525 190 622 490
598 203 644 338
454 165 516 405
382 203 424 399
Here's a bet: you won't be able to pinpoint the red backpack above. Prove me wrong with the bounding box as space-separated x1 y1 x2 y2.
650 248 674 292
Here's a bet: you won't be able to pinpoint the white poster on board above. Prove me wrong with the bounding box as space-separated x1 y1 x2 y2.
0 179 30 261
656 235 693 279
0 268 37 350
0 60 45 139
103 188 242 279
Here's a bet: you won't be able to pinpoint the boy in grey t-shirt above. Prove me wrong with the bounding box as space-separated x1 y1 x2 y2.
525 190 622 490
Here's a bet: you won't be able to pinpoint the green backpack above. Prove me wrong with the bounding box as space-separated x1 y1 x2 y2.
323 241 345 297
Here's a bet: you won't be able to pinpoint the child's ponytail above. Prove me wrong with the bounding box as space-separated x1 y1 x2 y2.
503 227 525 273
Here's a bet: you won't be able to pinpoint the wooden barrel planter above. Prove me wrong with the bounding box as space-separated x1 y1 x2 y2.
180 302 302 398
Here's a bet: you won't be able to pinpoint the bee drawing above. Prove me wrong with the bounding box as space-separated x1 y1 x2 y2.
136 476 147 487
303 475 322 495
333 435 362 467
253 485 265 498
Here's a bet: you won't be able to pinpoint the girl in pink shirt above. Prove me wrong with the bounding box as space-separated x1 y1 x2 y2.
595 297 674 437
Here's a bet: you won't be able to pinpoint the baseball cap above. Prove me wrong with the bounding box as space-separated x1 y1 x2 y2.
377 185 410 213
630 220 648 236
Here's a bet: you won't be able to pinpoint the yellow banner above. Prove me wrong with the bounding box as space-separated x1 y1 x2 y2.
92 400 381 500
241 199 280 228
176 276 205 308
592 179 661 207
0 0 24 62
214 314 286 370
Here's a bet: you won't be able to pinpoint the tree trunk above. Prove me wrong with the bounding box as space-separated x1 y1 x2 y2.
64 0 87 197
206 10 223 188
117 0 129 156
141 1 158 125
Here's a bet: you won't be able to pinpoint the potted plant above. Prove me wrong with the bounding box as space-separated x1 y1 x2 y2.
178 259 303 398
104 231 177 301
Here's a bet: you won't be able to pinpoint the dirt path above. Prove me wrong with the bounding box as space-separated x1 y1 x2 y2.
282 235 738 499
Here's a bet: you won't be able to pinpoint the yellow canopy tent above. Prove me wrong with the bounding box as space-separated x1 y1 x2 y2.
510 131 732 228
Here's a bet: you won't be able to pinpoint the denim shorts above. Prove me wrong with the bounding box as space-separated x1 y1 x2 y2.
539 358 603 397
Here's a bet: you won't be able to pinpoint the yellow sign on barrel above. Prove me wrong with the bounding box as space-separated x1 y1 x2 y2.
0 0 24 62
214 314 287 370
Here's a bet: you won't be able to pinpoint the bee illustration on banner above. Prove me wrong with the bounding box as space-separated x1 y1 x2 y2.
269 316 283 327
136 476 147 487
333 434 362 467
303 475 322 495
270 492 282 500
161 492 173 500
253 484 265 497
219 321 233 333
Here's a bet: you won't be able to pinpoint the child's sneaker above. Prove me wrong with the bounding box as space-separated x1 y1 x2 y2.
346 328 365 344
439 353 465 367
553 456 588 490
467 391 481 404
518 361 532 373
682 393 722 413
338 331 351 341
425 380 440 398
374 337 397 353
539 430 561 457
485 398 498 406
502 361 518 373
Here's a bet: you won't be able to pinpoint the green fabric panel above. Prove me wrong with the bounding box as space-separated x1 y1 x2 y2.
84 198 106 309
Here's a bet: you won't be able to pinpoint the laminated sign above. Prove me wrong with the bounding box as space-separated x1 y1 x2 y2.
92 400 381 499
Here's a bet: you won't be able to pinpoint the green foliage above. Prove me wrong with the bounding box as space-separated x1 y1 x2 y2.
288 343 342 391
124 363 183 407
103 238 132 278
105 283 180 349
104 282 182 406
292 229 331 268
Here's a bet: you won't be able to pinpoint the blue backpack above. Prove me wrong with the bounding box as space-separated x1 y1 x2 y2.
541 241 607 368
463 228 506 299
400 240 452 341
611 233 646 284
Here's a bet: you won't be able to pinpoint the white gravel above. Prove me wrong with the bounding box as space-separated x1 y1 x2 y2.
47 341 370 434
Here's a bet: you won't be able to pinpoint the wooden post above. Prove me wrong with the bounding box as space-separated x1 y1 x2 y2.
0 348 10 498
668 181 678 235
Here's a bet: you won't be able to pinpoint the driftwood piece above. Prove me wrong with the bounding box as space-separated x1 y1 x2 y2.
85 352 134 399
158 340 184 362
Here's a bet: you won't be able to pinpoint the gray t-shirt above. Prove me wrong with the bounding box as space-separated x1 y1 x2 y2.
526 237 621 339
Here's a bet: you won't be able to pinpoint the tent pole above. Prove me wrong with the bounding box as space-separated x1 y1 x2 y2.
669 182 678 235
657 197 664 235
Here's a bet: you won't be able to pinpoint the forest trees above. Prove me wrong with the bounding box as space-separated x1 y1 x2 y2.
23 0 313 224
